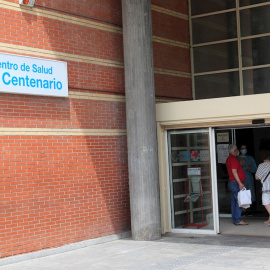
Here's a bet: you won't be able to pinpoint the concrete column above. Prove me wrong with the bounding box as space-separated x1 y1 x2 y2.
121 0 161 240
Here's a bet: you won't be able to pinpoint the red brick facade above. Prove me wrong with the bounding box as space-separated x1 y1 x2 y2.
1 0 191 258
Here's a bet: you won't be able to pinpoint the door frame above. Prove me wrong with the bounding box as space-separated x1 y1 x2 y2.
165 127 220 235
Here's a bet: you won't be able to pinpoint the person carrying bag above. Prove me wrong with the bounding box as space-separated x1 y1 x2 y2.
255 149 270 225
226 144 248 225
237 188 252 209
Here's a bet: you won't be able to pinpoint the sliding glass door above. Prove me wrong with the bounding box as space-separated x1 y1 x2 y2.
167 128 218 233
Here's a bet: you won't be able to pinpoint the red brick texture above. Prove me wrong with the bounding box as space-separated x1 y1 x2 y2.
152 0 189 15
152 0 192 99
153 42 190 73
0 94 126 129
152 12 190 44
68 63 125 94
1 135 129 257
155 75 192 100
1 0 191 258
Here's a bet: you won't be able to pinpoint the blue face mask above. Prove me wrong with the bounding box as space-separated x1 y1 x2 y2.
240 149 247 155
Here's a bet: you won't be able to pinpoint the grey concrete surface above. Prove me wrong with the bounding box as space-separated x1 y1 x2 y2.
122 0 161 240
1 232 270 270
220 216 270 236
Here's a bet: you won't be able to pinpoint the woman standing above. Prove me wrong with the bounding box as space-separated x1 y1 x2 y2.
255 149 270 225
238 145 257 204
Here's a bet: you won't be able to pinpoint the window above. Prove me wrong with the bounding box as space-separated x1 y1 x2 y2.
190 0 270 99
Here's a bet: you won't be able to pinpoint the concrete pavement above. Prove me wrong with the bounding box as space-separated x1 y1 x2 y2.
1 233 270 269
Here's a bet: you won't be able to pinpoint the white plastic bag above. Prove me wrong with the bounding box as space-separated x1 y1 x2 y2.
237 188 251 209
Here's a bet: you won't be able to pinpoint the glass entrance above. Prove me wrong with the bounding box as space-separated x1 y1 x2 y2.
168 129 216 231
215 126 270 218
215 129 234 216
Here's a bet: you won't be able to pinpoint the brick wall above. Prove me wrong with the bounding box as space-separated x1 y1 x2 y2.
152 0 192 100
1 0 191 258
1 135 129 257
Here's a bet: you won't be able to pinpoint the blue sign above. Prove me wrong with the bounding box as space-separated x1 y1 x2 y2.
0 52 68 97
184 151 191 159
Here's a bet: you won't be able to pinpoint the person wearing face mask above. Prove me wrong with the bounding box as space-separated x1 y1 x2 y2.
237 144 257 215
226 144 248 225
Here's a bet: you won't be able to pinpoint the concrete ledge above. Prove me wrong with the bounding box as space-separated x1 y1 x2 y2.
0 231 131 266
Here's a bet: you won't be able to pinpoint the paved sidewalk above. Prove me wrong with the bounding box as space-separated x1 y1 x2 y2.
1 233 270 270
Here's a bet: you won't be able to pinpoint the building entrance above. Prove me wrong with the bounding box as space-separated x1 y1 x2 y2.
156 93 270 235
216 126 270 235
166 125 270 235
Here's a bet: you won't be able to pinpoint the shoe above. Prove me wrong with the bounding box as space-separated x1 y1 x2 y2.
264 221 270 225
234 221 249 225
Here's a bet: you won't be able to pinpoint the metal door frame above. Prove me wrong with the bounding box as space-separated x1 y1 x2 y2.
167 127 220 234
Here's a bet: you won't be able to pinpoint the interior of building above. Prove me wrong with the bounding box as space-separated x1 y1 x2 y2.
217 126 270 235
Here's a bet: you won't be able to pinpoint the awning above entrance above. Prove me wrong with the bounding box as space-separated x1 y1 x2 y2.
156 94 270 129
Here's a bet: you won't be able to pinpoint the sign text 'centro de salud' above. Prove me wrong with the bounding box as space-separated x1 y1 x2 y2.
0 52 68 97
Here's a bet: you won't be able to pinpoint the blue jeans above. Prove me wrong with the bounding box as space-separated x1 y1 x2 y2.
227 181 242 223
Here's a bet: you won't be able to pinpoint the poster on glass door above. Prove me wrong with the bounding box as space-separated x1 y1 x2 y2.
217 144 229 164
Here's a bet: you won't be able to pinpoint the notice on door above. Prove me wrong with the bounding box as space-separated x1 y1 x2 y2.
217 144 229 164
200 150 210 162
187 167 201 176
217 132 229 143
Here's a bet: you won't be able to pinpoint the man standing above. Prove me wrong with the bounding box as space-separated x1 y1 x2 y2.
226 144 248 225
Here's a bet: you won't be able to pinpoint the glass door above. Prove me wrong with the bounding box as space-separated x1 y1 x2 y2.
168 128 217 232
215 129 234 216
